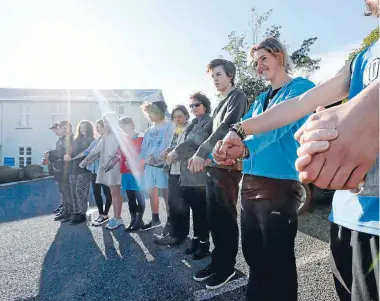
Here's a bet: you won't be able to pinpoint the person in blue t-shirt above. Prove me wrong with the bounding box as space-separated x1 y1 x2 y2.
213 37 315 301
214 2 379 300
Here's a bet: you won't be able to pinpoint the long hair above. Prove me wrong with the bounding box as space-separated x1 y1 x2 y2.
248 37 293 75
75 120 94 139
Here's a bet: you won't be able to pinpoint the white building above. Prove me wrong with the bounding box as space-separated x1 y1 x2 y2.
0 88 165 168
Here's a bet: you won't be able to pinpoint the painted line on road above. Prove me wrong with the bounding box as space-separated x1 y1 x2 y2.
192 249 330 300
129 233 155 262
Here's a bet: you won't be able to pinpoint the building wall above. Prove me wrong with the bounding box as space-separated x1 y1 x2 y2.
0 100 149 168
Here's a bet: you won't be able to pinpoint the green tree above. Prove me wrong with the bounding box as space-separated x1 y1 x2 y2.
348 26 379 61
221 9 320 105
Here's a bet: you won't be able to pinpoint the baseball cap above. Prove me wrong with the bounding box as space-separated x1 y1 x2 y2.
49 122 59 130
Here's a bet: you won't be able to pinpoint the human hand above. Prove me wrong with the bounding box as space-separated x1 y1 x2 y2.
188 155 206 173
63 154 71 161
295 104 377 190
166 151 178 164
79 160 87 168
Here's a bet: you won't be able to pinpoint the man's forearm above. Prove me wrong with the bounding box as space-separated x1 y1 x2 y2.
347 79 379 152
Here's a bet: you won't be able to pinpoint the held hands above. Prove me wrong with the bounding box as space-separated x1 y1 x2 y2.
79 160 87 169
166 150 178 164
295 105 374 191
212 131 244 165
187 155 212 173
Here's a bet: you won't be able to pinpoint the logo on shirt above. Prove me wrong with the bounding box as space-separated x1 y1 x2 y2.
364 58 380 87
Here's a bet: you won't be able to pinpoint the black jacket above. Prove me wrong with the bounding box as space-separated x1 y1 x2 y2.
48 135 73 182
195 88 248 160
69 136 94 175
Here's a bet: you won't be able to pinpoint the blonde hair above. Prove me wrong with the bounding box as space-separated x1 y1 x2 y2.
248 37 293 74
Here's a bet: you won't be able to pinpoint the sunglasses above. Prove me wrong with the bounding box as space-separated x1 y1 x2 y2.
189 103 202 109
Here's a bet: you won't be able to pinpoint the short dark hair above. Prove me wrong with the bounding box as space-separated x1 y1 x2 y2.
119 116 135 129
95 119 104 127
206 59 236 86
171 105 190 121
189 92 212 114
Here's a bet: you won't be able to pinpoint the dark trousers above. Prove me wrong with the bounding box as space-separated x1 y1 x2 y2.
206 167 241 275
126 190 145 215
91 173 112 216
181 186 209 242
240 174 300 301
168 174 190 240
330 223 379 301
59 181 73 215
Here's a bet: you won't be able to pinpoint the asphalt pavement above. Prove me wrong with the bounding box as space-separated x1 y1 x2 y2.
0 199 339 301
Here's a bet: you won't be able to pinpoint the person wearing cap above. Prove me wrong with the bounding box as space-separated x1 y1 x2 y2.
48 122 64 214
45 120 74 222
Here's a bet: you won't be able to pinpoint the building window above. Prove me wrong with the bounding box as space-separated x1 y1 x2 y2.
118 105 125 117
52 104 62 123
18 105 32 127
19 147 32 168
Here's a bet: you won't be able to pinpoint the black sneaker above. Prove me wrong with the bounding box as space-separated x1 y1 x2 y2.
53 204 63 214
193 264 216 282
70 214 86 225
60 214 73 223
129 219 144 231
153 235 183 247
54 213 66 221
206 271 236 290
140 219 161 231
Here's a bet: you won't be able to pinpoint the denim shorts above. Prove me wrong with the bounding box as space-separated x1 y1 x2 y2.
144 165 168 190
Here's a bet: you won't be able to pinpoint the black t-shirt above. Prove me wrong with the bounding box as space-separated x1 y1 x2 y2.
263 87 281 111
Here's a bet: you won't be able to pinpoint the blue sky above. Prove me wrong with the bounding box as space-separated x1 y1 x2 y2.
0 0 377 109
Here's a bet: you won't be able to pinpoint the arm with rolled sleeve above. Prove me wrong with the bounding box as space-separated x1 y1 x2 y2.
243 81 315 154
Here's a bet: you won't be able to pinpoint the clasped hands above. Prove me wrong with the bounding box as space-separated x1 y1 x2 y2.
212 105 376 191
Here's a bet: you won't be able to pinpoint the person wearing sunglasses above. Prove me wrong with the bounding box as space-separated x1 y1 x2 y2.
156 93 212 260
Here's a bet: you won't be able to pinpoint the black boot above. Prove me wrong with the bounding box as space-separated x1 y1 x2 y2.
184 238 199 255
192 240 210 260
125 213 137 232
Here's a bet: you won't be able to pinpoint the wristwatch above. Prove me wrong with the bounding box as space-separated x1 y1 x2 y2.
230 122 247 140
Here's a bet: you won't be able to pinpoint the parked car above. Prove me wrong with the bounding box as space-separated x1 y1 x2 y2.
298 184 335 215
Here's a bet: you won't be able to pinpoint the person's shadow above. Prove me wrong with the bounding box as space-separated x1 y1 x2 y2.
17 223 107 301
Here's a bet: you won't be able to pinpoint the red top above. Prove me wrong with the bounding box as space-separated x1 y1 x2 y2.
119 134 144 174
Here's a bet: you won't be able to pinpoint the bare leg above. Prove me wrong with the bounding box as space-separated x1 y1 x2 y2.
149 187 159 214
110 185 123 218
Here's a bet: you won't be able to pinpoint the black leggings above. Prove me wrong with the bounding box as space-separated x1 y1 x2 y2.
91 173 112 216
126 190 145 215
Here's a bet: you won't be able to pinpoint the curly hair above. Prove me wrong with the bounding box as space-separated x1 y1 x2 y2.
189 92 212 115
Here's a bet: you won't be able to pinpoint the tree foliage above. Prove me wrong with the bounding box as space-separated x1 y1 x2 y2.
348 26 379 61
221 9 320 105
